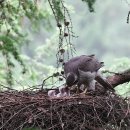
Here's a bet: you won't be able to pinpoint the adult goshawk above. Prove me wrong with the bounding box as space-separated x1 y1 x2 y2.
64 55 114 93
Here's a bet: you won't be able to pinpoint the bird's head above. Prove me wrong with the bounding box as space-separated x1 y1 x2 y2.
66 72 78 86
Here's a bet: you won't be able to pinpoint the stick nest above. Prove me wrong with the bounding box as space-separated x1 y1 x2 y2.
0 90 129 130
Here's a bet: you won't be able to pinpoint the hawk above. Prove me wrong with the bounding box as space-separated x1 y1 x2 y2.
64 55 114 93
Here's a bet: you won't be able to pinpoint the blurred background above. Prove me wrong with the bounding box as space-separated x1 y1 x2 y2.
0 0 130 97
23 0 130 61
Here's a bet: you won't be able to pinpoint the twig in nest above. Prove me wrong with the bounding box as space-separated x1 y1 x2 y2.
41 75 54 90
0 83 15 90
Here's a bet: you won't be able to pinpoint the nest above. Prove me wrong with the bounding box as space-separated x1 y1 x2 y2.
0 90 129 130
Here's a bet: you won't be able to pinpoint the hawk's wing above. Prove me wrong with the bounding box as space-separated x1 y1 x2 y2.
64 56 81 76
64 55 103 75
78 55 104 72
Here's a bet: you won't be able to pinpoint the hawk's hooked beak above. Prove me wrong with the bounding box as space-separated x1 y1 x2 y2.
66 72 78 86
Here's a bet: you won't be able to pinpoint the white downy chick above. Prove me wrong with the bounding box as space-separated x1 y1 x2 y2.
57 85 70 97
48 90 57 97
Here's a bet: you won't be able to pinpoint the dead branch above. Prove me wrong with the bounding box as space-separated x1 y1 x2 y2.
106 69 130 87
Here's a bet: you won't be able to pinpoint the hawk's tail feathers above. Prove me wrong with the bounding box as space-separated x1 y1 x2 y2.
95 75 115 92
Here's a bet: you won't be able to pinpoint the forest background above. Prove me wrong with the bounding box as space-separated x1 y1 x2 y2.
0 0 130 97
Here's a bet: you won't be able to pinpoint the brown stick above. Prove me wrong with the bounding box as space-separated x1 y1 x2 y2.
106 69 130 88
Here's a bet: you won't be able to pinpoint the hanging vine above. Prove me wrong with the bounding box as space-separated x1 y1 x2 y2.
48 0 76 66
46 0 77 87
